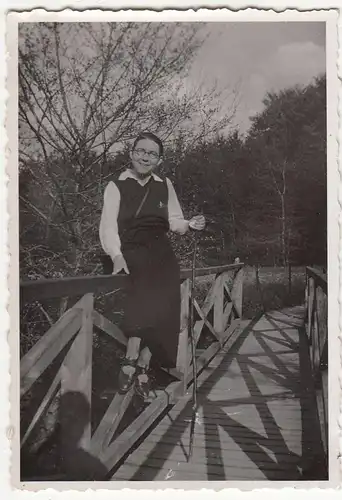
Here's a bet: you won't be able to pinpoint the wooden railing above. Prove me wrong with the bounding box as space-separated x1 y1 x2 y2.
304 266 328 457
20 262 244 478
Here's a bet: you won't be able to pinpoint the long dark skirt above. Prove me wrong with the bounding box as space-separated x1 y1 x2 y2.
121 234 180 368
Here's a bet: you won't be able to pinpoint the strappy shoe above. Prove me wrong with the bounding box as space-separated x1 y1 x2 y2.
135 367 151 400
118 359 137 394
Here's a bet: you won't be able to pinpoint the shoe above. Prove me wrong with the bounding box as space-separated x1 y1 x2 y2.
135 366 151 400
118 359 137 394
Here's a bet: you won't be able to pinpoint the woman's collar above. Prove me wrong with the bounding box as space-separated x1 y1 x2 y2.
119 169 163 183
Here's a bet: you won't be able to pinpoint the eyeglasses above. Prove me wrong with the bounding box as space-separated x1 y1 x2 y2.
133 148 160 161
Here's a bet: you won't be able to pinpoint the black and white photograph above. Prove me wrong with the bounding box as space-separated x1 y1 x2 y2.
11 8 338 487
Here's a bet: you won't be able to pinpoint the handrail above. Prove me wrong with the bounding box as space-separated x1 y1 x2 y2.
306 266 327 294
20 263 244 303
20 262 245 475
304 266 328 458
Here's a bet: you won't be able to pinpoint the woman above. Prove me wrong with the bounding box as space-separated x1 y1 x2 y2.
99 132 205 398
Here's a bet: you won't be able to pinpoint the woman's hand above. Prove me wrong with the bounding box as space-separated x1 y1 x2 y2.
112 254 130 275
189 215 206 231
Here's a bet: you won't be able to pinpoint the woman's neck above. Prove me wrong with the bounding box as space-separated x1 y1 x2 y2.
130 168 153 180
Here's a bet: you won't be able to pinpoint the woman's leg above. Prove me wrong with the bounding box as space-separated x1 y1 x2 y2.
137 346 152 371
118 337 141 393
126 337 141 360
135 346 152 399
122 337 141 376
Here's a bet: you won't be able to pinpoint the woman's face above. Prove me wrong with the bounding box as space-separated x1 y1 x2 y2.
130 138 162 177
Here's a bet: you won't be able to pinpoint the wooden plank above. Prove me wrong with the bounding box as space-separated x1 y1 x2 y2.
92 309 127 346
223 282 241 319
306 267 327 294
194 299 221 342
141 420 316 440
321 369 328 455
60 293 93 451
311 309 320 374
182 263 243 280
91 388 135 455
231 267 244 318
213 274 224 335
21 368 61 447
200 276 221 316
165 409 311 426
101 381 180 467
223 302 233 330
123 444 301 468
20 296 86 378
316 286 327 361
183 277 220 365
20 264 244 303
112 462 270 481
222 271 234 302
127 427 314 448
307 277 315 344
176 279 190 392
115 455 296 480
192 318 205 348
183 277 219 361
20 274 128 303
20 309 82 397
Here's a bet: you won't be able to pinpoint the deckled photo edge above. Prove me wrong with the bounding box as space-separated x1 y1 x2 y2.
4 7 340 494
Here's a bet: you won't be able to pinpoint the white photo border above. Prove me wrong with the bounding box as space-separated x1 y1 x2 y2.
2 5 340 497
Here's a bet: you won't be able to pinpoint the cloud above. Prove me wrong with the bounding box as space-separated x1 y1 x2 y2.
239 41 325 131
189 28 326 133
271 41 326 87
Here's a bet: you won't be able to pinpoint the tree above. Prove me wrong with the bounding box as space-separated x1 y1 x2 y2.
246 76 326 266
19 22 237 278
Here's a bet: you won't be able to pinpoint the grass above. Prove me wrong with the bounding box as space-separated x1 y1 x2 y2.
193 265 306 319
242 265 306 319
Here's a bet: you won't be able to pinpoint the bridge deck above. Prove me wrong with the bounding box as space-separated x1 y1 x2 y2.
112 306 324 481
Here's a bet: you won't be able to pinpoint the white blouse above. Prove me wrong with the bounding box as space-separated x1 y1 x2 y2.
99 169 189 260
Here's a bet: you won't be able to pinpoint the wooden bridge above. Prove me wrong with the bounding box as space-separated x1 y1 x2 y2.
19 264 328 482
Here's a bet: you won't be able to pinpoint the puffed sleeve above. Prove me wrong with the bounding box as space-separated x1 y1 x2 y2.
166 177 189 235
99 181 122 259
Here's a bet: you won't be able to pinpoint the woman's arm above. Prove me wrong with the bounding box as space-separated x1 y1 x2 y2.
99 181 122 259
166 178 190 235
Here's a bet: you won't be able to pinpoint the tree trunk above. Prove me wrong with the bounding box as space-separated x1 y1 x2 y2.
280 193 287 267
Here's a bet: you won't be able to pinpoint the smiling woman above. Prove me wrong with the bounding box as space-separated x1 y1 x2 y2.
99 132 205 398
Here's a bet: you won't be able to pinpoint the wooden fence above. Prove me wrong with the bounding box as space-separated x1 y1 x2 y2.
20 262 244 478
304 266 328 457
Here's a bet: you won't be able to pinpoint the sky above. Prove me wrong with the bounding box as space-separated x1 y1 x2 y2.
188 22 326 133
19 21 326 159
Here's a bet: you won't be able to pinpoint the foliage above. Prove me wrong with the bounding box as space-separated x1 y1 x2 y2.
165 75 326 267
19 22 237 280
245 75 326 265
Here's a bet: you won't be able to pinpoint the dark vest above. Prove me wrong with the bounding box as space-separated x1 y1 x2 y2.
101 175 170 273
117 177 169 248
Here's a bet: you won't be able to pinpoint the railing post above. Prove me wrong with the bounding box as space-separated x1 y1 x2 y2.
231 267 244 319
307 277 315 345
176 279 190 394
304 267 328 462
214 273 224 336
60 293 94 465
304 271 308 326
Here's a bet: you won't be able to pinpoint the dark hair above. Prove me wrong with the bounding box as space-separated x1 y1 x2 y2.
132 132 164 157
